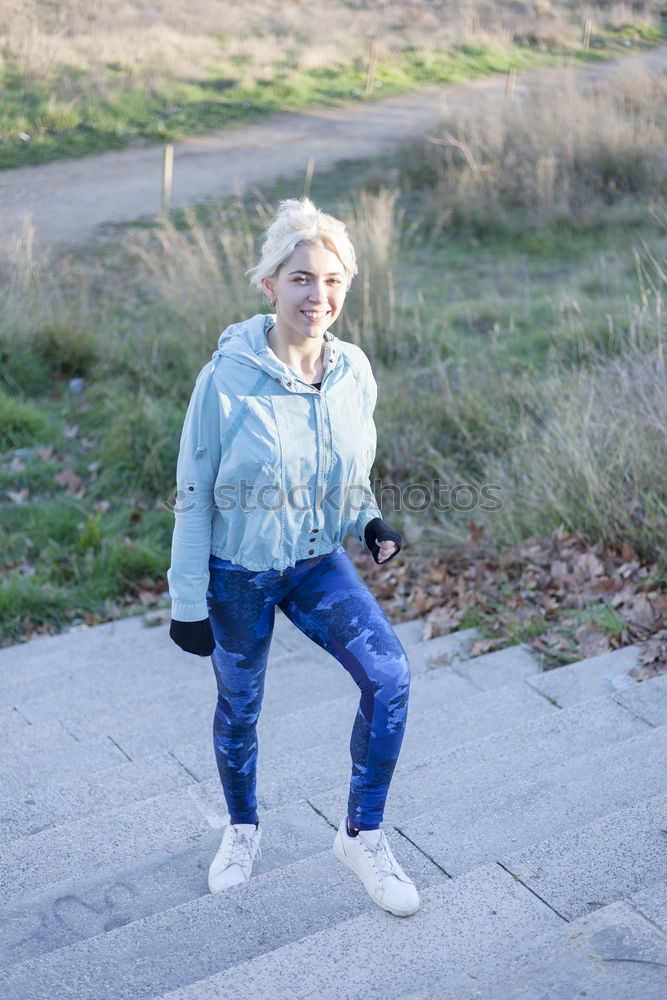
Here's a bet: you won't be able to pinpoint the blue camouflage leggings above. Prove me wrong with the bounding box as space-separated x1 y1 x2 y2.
205 545 410 830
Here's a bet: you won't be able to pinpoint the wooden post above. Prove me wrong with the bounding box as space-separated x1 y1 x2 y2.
365 41 379 97
505 66 517 103
303 156 315 198
583 17 592 50
160 144 174 217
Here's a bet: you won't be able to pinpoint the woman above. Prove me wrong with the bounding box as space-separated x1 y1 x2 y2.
167 198 419 917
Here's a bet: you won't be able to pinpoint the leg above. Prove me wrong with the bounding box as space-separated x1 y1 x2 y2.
206 557 278 825
279 547 410 830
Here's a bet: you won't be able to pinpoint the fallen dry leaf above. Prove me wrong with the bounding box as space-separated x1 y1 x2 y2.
629 663 667 681
351 523 667 671
623 594 659 633
468 521 486 543
53 466 83 493
574 621 612 658
620 542 639 562
468 638 503 657
422 605 463 640
7 488 29 504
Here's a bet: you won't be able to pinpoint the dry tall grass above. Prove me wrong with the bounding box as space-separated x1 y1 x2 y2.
385 240 667 561
128 188 413 367
0 219 101 389
130 200 262 346
403 61 667 235
3 1 664 105
341 187 404 363
485 312 667 558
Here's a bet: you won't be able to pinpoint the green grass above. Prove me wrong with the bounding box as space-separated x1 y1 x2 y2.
0 36 650 169
0 390 61 450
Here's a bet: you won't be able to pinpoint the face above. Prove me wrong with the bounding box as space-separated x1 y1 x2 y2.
262 243 348 345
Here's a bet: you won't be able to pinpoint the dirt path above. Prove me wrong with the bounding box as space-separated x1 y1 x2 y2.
2 44 667 254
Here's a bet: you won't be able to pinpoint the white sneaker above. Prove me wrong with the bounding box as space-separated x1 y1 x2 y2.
208 822 262 893
333 819 420 917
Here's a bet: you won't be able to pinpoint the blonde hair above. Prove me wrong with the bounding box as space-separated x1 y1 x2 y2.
247 198 357 293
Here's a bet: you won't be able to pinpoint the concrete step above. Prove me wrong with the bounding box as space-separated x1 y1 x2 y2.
175 674 555 791
148 795 666 1000
0 717 90 760
0 778 233 906
499 791 667 921
2 798 406 969
193 902 667 1000
1 730 128 791
526 643 643 706
0 707 29 736
7 646 341 726
2 639 659 843
433 642 540 691
0 621 308 721
0 614 473 702
263 686 659 817
8 636 644 781
0 636 525 784
307 686 657 827
614 673 667 726
0 614 154 682
3 642 659 850
0 860 557 1000
257 641 651 760
1 607 660 1000
4 625 481 734
463 880 667 1000
630 878 667 932
0 677 654 909
0 750 197 844
397 724 667 875
0 669 550 842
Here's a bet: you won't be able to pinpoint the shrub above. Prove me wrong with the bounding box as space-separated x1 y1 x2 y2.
129 200 261 345
401 63 667 236
0 575 71 644
0 389 53 450
484 329 667 560
95 387 182 500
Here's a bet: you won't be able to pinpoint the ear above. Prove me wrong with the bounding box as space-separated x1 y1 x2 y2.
261 278 276 304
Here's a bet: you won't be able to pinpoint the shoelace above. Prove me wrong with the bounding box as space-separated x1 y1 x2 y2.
361 831 402 880
225 829 262 870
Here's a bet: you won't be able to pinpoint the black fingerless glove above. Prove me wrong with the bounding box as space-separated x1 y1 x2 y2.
364 517 402 565
169 618 216 657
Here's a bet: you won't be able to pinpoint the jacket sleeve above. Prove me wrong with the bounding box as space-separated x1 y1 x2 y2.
167 362 222 621
353 358 383 549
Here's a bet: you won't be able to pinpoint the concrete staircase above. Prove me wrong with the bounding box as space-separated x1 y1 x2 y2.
0 610 665 999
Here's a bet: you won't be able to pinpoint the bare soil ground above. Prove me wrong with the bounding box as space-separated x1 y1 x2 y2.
2 44 666 254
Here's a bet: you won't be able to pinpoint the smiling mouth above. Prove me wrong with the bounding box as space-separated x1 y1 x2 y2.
301 310 330 320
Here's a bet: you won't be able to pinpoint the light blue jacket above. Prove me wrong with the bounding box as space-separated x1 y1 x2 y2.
167 313 382 621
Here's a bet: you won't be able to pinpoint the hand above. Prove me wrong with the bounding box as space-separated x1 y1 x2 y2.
364 517 402 565
378 540 399 563
169 618 215 656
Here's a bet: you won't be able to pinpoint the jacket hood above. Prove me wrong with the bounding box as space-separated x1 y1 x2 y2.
216 313 275 369
215 313 339 376
194 313 340 456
